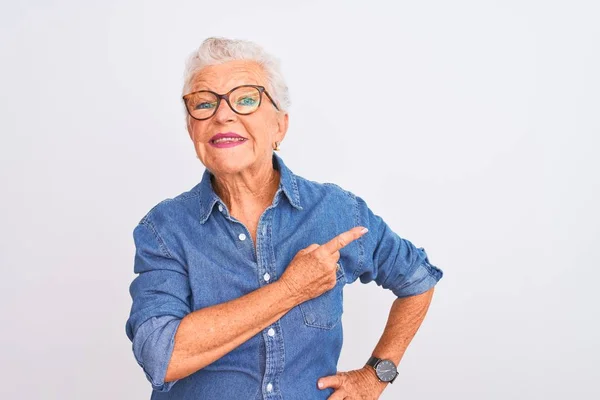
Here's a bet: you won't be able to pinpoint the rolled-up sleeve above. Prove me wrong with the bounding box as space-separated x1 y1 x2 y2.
125 220 192 392
352 195 444 298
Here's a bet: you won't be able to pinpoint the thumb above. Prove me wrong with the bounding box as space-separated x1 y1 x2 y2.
297 243 320 255
304 243 320 253
318 373 344 390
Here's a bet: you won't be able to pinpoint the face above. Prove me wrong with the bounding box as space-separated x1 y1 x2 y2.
185 60 289 176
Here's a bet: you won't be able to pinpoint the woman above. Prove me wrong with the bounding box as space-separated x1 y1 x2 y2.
125 37 443 400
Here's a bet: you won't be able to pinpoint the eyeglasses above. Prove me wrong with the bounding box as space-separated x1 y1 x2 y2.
182 85 280 121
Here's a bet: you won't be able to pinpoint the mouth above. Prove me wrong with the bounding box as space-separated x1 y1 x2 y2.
209 132 248 144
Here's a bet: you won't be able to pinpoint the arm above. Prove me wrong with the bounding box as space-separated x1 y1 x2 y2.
126 220 301 391
363 287 436 391
353 193 443 387
317 193 444 396
165 278 297 382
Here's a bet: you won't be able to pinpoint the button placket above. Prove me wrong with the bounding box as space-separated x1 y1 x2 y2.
257 211 283 399
257 220 272 284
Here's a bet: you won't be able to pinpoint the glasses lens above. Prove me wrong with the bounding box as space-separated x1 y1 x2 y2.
185 91 218 119
229 86 261 114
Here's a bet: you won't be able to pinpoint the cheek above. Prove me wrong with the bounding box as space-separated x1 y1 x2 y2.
189 122 207 142
245 115 277 141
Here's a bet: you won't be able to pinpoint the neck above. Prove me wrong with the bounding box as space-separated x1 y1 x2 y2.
211 159 281 216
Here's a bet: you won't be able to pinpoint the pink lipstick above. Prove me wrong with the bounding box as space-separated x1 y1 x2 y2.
209 132 248 148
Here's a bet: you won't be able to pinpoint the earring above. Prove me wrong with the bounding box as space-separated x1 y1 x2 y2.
273 141 281 151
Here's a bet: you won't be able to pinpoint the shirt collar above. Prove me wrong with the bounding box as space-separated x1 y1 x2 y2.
197 152 303 224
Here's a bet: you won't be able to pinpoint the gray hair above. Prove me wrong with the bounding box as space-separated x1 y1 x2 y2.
182 37 291 113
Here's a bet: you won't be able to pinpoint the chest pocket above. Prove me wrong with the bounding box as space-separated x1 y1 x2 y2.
298 262 346 330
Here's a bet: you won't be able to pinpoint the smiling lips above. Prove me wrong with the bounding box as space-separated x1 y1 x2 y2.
209 132 248 148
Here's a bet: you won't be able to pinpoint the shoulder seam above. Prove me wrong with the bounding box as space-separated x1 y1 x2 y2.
139 218 173 258
352 193 365 282
320 183 365 282
138 189 202 224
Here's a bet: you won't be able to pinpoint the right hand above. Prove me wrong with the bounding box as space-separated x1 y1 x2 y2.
279 226 369 303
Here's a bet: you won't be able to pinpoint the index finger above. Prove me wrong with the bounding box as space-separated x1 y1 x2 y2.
320 226 368 255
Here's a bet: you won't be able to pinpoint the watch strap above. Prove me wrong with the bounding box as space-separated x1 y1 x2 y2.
366 356 381 368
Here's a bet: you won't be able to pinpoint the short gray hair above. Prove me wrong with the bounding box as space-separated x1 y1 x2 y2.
182 37 291 112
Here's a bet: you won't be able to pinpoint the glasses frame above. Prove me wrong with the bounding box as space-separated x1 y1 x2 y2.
182 84 280 121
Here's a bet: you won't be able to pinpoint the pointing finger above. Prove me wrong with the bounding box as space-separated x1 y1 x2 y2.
320 227 368 255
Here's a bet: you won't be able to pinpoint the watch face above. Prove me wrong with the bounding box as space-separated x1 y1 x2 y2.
375 360 397 382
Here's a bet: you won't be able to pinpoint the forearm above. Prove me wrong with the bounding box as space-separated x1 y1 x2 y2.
165 280 298 382
365 287 436 386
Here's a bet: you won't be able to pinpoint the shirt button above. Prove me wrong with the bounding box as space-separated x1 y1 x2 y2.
268 328 275 337
266 383 273 392
218 204 223 212
263 272 271 282
238 233 246 241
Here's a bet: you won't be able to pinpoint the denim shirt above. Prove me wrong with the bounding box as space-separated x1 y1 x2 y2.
125 153 443 400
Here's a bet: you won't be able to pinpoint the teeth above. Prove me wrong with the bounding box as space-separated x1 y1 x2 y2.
213 137 245 143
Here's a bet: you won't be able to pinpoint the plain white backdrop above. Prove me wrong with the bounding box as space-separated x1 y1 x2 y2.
1 1 598 399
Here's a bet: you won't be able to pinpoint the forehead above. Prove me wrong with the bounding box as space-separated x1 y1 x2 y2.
189 60 268 93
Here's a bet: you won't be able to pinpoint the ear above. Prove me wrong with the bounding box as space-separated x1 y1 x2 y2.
186 115 194 141
275 111 289 143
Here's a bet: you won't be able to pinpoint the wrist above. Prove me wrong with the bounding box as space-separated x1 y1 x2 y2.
364 355 399 385
362 365 389 388
274 279 303 309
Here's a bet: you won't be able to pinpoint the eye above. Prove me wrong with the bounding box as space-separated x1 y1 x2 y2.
195 101 217 110
236 96 258 106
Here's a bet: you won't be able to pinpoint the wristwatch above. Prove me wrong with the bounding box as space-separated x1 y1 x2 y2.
365 356 399 384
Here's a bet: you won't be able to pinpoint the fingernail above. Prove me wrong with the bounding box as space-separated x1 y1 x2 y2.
360 227 369 234
318 381 323 388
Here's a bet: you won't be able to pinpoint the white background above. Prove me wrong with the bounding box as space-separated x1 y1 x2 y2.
1 1 598 399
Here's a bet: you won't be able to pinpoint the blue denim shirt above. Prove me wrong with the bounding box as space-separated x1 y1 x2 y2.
125 153 443 399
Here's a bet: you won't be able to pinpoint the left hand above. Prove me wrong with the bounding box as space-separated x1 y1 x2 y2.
318 366 389 399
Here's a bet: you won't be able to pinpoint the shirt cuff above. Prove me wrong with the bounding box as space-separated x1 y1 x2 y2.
132 316 182 392
392 253 444 298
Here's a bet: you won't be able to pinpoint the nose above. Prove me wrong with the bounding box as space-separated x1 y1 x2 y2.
213 97 236 124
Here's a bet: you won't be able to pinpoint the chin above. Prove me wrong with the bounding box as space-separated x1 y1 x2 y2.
208 153 255 175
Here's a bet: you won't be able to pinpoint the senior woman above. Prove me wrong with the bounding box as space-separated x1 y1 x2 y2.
125 37 443 400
